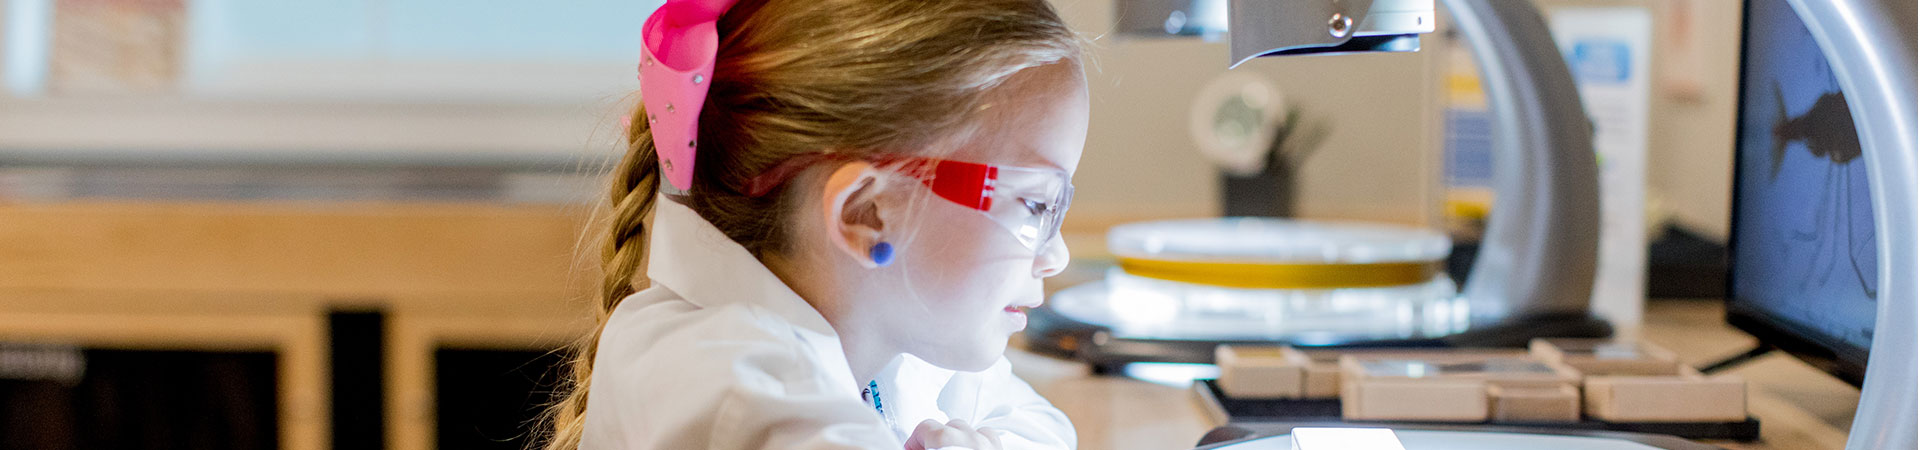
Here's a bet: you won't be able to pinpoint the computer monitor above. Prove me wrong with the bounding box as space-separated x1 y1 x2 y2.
1726 0 1878 387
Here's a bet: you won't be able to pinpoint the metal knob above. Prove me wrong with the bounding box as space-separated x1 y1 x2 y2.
1329 13 1353 38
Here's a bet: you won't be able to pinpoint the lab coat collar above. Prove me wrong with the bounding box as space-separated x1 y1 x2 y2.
645 194 840 337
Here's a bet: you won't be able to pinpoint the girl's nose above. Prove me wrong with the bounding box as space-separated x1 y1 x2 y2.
1031 237 1070 278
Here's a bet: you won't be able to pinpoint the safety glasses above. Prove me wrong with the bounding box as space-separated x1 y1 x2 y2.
746 153 1074 259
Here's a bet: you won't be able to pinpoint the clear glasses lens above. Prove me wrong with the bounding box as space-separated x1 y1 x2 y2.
883 160 1073 260
984 167 1072 258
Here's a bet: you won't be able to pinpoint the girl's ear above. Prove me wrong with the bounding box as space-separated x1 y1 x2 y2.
821 161 888 269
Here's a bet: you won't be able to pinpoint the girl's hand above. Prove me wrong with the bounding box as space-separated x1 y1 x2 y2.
904 419 1003 450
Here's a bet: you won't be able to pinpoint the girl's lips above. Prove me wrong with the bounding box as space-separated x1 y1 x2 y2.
1004 306 1029 330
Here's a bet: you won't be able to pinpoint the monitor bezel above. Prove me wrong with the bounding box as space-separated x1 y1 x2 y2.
1723 0 1872 388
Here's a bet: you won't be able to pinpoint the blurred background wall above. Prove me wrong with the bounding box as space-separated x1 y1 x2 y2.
0 0 1741 233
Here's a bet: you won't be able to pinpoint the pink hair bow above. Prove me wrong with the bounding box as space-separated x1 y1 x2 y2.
640 0 738 192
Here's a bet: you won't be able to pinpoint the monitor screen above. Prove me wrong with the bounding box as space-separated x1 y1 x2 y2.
1727 0 1878 386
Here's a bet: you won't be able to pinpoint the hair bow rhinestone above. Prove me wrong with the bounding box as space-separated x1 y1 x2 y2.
640 0 738 192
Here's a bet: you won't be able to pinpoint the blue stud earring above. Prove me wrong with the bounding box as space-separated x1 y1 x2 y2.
869 242 894 267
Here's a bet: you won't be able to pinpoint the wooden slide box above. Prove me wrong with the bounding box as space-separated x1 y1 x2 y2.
1488 385 1581 424
1303 360 1343 399
1584 366 1748 423
1530 338 1681 376
1215 345 1312 399
1338 354 1581 422
1343 377 1489 422
1214 345 1345 400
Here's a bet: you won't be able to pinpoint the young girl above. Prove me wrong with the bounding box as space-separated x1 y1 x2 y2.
544 0 1088 449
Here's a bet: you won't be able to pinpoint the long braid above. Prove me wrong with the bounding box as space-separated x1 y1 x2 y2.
542 104 661 450
600 120 662 308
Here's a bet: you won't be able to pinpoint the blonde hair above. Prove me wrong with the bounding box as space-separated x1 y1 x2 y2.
540 1 1082 447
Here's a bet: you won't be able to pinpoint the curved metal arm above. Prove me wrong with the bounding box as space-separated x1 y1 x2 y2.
1441 0 1601 324
1786 0 1919 448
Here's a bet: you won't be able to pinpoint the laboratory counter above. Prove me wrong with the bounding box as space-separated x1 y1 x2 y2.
1008 297 1862 450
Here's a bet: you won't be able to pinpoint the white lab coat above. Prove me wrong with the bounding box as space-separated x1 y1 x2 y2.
580 194 1076 450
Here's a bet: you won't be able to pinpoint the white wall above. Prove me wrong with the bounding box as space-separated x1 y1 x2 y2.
1052 0 1445 228
0 0 1740 240
1645 1 1741 240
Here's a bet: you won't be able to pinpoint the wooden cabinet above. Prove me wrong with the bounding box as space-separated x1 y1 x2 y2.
0 200 595 450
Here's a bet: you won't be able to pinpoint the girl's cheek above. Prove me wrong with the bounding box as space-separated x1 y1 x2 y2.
910 211 1022 302
904 212 985 283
